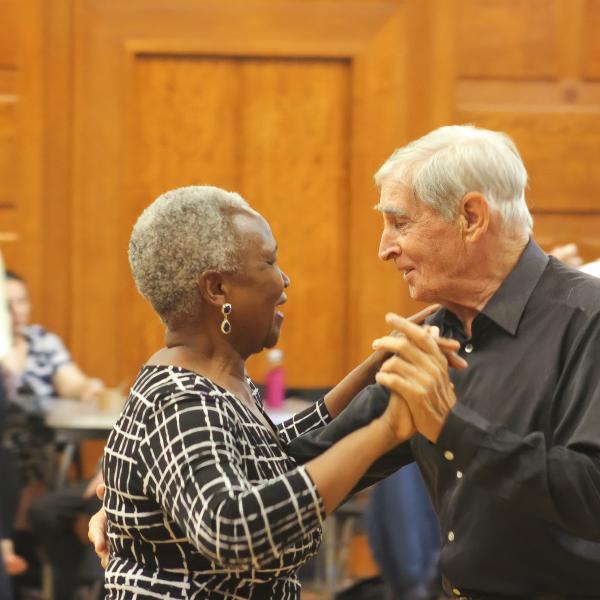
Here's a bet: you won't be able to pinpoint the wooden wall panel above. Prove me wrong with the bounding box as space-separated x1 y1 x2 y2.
533 213 600 261
239 59 351 384
582 0 600 80
455 108 600 212
456 0 560 79
0 97 17 209
124 56 351 387
0 0 18 68
70 0 412 389
121 57 242 382
10 0 599 394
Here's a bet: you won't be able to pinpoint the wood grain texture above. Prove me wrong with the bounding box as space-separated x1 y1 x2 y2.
0 0 18 68
533 213 600 262
239 58 351 385
0 96 17 209
70 0 410 389
122 57 241 383
124 56 352 387
12 0 600 394
456 0 560 79
455 108 600 213
582 0 600 80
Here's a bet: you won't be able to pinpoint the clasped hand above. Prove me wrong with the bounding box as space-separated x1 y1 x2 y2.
373 312 467 444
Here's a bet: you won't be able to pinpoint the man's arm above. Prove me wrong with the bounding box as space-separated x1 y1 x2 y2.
377 312 600 541
287 384 414 492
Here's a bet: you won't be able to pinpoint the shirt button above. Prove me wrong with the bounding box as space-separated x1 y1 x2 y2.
456 470 463 479
448 530 455 542
444 450 454 461
452 588 461 596
464 343 474 353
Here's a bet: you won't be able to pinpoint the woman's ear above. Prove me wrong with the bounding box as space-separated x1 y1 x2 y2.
198 271 229 307
460 192 490 242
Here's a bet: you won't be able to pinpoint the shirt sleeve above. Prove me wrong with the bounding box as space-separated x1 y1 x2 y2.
276 398 332 445
41 330 72 373
137 391 325 570
286 384 414 493
436 310 600 541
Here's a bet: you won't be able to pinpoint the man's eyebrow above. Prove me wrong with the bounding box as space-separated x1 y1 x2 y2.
373 203 408 218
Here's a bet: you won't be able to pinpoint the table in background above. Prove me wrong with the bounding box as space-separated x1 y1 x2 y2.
44 399 121 487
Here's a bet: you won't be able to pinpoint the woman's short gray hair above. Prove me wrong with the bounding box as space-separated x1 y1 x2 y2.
128 185 250 325
374 125 532 234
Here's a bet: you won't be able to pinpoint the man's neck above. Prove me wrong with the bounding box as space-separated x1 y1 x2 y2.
442 238 528 337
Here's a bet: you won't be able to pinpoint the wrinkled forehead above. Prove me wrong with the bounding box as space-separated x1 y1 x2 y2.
374 180 416 217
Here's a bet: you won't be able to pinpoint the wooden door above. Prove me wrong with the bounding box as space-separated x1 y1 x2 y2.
70 0 427 388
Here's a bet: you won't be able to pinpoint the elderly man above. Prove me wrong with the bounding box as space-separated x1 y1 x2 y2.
290 125 600 599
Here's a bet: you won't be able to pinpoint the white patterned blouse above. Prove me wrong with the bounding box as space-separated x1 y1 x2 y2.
103 365 331 599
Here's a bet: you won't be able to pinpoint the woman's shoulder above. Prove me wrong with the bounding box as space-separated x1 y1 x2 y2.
132 365 234 410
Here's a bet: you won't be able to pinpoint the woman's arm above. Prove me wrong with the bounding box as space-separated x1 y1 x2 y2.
322 305 440 419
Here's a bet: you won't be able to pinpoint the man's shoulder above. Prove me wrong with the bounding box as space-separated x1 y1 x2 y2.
537 258 600 317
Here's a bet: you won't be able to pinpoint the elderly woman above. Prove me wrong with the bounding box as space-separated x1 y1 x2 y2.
101 185 461 599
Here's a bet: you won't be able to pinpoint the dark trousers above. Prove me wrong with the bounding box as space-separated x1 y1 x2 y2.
365 463 441 600
28 482 101 600
0 557 11 600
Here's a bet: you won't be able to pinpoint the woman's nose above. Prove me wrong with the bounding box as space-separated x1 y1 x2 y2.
282 270 291 288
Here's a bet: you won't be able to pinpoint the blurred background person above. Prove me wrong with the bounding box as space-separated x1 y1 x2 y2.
0 253 28 600
2 271 104 403
27 469 103 600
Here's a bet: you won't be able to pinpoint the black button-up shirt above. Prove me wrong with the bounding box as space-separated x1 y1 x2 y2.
289 240 600 598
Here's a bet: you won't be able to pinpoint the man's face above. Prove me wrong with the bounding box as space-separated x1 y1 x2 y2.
377 180 465 303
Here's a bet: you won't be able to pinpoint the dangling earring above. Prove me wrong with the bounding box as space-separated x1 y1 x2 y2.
220 303 232 335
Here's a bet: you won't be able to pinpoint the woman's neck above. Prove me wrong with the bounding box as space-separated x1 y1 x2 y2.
150 328 248 395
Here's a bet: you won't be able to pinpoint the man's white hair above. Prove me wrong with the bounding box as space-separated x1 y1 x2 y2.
128 185 250 326
374 125 532 234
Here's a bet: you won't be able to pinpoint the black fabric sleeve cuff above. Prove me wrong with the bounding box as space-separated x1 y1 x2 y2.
436 403 491 470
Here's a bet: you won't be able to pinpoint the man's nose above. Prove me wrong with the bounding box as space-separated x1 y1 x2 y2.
378 229 398 261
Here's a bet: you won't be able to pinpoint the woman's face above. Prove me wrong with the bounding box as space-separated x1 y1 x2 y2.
224 212 290 357
6 279 31 333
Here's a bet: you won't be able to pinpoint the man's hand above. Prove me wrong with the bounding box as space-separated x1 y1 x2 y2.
373 312 461 443
88 483 109 568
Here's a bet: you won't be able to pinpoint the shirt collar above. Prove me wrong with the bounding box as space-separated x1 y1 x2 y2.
479 238 548 336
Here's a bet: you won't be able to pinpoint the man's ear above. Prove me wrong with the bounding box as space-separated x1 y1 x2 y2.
459 192 489 242
198 271 229 307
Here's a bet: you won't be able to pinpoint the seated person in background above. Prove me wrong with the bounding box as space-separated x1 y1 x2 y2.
2 271 103 401
28 469 103 600
1 368 28 596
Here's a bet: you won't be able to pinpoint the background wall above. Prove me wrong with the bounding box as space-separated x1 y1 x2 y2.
1 0 599 390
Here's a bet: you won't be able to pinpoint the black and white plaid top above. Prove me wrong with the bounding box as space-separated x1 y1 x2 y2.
103 365 331 599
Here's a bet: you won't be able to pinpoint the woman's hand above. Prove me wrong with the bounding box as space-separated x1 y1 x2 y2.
378 390 416 443
88 483 109 568
373 313 463 443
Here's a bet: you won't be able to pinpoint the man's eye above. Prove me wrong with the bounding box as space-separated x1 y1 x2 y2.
394 220 408 230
